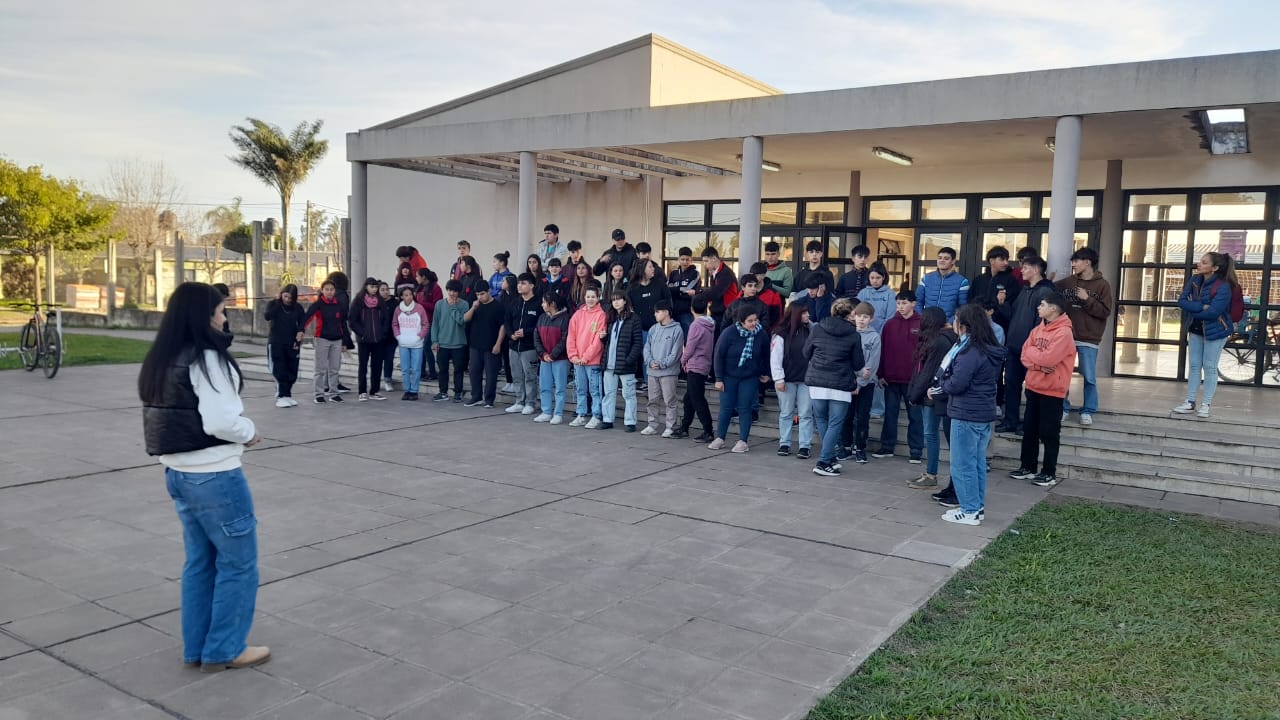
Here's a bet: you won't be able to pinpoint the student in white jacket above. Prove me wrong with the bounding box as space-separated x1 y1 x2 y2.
138 283 268 673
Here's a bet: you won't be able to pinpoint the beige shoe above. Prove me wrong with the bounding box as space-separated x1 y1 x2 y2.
202 645 271 673
907 472 937 489
731 440 750 453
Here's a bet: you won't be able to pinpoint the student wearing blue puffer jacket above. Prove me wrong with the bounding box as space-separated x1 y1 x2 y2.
1173 252 1238 419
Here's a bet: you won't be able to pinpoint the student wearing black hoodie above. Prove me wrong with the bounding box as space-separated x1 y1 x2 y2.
593 228 637 278
349 277 393 400
303 280 351 403
996 256 1057 434
804 299 865 476
264 284 306 407
907 307 958 490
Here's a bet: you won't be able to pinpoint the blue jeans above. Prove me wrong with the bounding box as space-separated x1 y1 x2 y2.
165 467 258 665
676 312 694 339
716 375 759 442
922 403 950 475
539 359 570 416
776 382 813 449
879 382 923 458
603 369 637 425
1186 333 1228 406
574 364 604 418
811 396 850 464
399 346 423 394
871 384 885 416
948 420 991 514
1063 343 1098 415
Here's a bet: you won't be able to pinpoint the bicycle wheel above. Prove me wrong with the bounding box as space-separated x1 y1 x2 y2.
18 319 39 371
1217 346 1255 383
42 325 61 379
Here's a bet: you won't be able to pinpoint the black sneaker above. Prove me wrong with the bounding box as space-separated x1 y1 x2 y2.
624 425 636 433
812 461 841 477
670 428 689 439
692 431 713 443
329 394 344 403
751 410 759 423
854 449 868 464
1031 474 1060 488
777 445 791 457
432 392 449 402
463 397 484 407
599 422 614 430
870 448 894 459
401 392 410 400
994 421 1018 434
407 393 419 401
1008 467 1037 480
337 383 351 393
314 395 327 404
835 447 855 462
934 494 960 508
796 447 811 460
452 394 463 404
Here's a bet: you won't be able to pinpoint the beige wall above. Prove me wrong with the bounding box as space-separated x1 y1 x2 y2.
649 45 775 107
403 47 653 128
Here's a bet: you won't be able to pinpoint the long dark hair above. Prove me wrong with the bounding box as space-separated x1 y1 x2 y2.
526 254 544 279
139 282 242 403
773 302 809 340
607 290 633 322
955 303 998 352
1205 251 1239 288
630 259 658 285
914 306 948 363
326 271 349 294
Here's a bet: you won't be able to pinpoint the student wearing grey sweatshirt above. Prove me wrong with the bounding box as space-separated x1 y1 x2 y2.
641 301 685 436
839 302 883 464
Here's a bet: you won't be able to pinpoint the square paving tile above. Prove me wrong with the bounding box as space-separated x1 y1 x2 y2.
656 618 770 663
257 633 384 689
160 667 303 720
399 629 521 679
692 667 814 720
316 658 451 717
50 622 178 672
2 601 130 646
467 651 598 706
609 644 728 696
0 651 84 702
545 674 674 720
735 638 854 689
404 587 511 626
467 606 574 647
391 682 529 720
531 622 649 670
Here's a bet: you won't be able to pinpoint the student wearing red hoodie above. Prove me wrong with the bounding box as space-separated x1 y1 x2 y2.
872 290 924 461
533 293 572 424
566 285 607 428
1009 293 1076 489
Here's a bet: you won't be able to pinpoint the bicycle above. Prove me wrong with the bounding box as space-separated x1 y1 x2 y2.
0 302 64 379
1218 312 1280 384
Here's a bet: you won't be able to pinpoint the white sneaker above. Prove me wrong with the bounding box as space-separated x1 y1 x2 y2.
941 508 981 526
569 415 587 427
1196 404 1211 418
505 403 525 414
275 397 291 408
584 417 602 429
533 413 552 423
662 428 674 438
521 406 536 415
1080 413 1093 426
1062 411 1069 423
550 415 563 425
358 393 369 402
1172 400 1195 414
640 426 657 436
285 397 299 407
500 383 515 394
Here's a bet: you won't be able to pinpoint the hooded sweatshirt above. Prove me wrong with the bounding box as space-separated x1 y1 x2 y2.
856 284 896 333
941 339 1008 423
1007 277 1057 355
566 303 607 366
855 327 882 389
302 295 349 342
1056 272 1114 345
643 320 685 378
878 311 922 384
534 308 570 361
429 297 469 349
1021 313 1076 398
681 315 716 376
392 300 429 349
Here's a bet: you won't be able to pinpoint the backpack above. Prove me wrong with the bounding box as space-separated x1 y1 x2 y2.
1229 283 1245 324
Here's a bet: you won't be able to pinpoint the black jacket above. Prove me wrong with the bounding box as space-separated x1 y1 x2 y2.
971 268 1021 329
629 280 672 329
803 316 865 392
593 243 637 278
604 314 644 375
667 266 700 316
349 294 393 344
777 326 810 384
1007 278 1057 355
302 296 351 343
908 328 959 406
504 294 543 352
142 348 233 456
264 299 306 346
794 264 835 298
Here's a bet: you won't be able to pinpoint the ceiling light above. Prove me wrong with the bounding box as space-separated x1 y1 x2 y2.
1206 108 1245 124
871 146 912 166
736 155 781 172
1044 137 1056 153
1192 108 1249 155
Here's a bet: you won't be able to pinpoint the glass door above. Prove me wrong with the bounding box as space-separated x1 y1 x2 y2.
821 226 865 286
915 228 966 288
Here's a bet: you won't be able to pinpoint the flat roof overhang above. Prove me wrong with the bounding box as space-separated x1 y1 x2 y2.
350 49 1280 183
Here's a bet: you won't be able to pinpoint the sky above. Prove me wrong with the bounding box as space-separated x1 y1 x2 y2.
2 0 1277 229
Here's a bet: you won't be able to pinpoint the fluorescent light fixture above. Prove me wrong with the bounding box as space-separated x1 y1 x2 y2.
736 154 782 172
1206 108 1245 124
871 146 912 166
1044 137 1056 153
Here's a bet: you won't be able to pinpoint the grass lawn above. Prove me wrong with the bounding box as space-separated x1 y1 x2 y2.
809 500 1280 720
0 332 155 370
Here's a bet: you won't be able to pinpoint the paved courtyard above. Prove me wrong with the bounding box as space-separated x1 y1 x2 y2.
0 361 1048 720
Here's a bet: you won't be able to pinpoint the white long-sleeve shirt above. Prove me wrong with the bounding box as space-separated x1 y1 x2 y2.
769 335 787 383
158 350 256 473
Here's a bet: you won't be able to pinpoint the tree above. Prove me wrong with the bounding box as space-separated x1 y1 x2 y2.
204 196 244 238
228 118 329 275
0 160 115 303
101 159 182 305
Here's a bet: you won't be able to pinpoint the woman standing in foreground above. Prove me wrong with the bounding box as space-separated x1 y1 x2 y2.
1174 252 1238 418
138 282 268 672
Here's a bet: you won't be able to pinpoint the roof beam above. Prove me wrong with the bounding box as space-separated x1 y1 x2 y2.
542 150 685 178
602 147 738 176
444 156 572 183
373 159 509 184
470 155 606 182
532 153 642 180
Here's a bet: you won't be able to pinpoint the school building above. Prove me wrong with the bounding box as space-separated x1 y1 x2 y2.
345 34 1280 387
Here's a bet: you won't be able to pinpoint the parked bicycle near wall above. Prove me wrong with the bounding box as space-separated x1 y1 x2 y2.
1218 312 1280 384
0 302 65 378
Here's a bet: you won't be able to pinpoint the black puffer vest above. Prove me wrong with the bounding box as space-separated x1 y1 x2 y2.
142 348 233 456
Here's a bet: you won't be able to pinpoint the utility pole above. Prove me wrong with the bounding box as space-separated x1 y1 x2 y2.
305 200 313 286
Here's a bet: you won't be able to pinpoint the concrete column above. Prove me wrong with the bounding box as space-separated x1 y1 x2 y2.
152 246 163 306
1097 159 1123 377
517 151 537 265
106 240 117 312
46 246 57 306
1046 116 1082 280
174 231 185 287
250 221 265 337
349 162 368 288
847 170 863 226
739 136 764 270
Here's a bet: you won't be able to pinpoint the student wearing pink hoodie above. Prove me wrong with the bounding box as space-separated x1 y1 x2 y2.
392 287 430 400
672 296 716 441
566 285 607 428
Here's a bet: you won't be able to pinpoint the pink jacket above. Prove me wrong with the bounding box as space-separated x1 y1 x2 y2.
567 304 607 366
391 302 430 348
681 315 715 375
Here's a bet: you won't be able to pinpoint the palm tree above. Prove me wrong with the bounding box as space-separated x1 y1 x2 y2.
228 119 329 273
